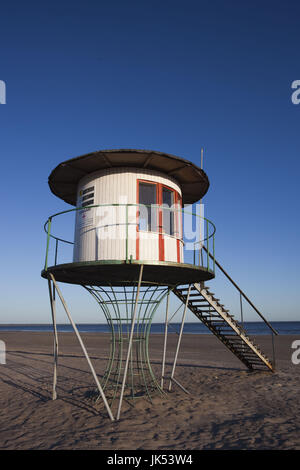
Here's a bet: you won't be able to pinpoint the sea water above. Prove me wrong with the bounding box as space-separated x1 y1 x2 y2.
0 321 299 335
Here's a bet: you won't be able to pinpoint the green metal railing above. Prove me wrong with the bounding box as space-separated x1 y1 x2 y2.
43 203 216 273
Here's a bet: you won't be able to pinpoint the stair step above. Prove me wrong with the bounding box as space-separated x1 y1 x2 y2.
217 329 239 334
197 308 216 312
241 358 265 363
200 316 225 328
215 323 236 328
208 324 229 328
250 365 270 369
226 336 245 346
176 287 195 292
219 332 240 336
233 347 254 352
194 310 214 315
218 322 240 335
211 325 235 330
209 318 230 322
209 320 231 324
242 359 266 365
246 361 267 366
218 314 235 320
217 332 240 337
194 308 213 312
251 367 270 371
247 360 267 363
196 305 217 310
200 315 221 319
193 308 214 312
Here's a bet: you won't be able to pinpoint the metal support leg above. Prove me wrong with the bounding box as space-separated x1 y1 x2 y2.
240 292 244 326
49 274 115 422
168 376 190 395
116 264 143 420
161 288 170 389
271 333 276 369
47 278 59 400
169 285 191 392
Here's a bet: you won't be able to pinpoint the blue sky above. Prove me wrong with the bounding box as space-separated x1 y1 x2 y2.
0 0 299 323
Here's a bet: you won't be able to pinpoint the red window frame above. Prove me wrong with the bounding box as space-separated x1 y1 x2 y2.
136 179 182 262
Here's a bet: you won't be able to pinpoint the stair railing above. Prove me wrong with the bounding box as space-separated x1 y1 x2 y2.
202 246 278 367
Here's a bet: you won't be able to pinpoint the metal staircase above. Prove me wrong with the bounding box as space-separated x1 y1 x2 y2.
173 282 275 372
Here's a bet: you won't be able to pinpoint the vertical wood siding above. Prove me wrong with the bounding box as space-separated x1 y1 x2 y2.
73 168 183 263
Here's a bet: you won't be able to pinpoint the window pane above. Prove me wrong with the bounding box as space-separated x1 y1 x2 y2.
162 188 174 235
139 182 157 231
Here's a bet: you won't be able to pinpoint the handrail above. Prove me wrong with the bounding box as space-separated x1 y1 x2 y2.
44 203 216 240
43 203 216 272
202 246 278 336
43 220 74 245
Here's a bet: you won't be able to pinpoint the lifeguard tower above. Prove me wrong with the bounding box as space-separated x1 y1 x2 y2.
42 149 277 421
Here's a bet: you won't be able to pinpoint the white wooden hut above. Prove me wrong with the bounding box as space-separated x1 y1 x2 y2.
47 149 211 285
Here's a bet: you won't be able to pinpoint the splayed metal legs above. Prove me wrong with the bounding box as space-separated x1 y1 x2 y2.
48 273 115 421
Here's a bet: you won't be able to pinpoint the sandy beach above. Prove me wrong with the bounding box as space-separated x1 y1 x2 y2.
0 331 299 450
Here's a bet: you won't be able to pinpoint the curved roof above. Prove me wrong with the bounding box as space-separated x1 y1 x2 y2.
48 149 210 205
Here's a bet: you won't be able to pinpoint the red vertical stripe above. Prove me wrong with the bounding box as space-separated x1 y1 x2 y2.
175 191 180 263
136 179 139 260
158 183 164 261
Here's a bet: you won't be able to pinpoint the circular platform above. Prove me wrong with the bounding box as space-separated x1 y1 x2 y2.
48 149 209 206
41 260 215 286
